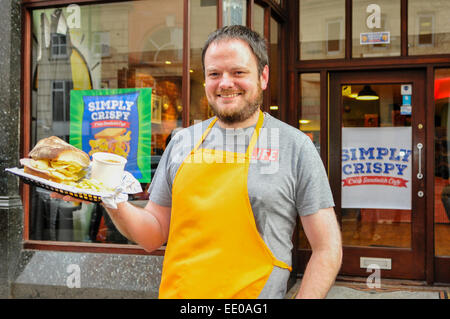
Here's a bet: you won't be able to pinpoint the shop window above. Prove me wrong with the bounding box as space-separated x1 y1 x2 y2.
326 19 344 55
252 3 264 37
30 0 183 246
434 68 450 257
299 0 345 60
298 73 320 151
189 0 217 125
352 0 401 58
408 0 450 55
223 0 246 26
417 15 434 46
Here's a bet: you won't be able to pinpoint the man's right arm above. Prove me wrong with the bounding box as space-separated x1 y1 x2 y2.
103 200 171 252
50 193 171 252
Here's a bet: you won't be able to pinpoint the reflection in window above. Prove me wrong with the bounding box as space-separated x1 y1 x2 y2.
352 0 400 58
327 19 343 54
408 0 450 55
299 73 320 150
30 0 183 245
252 3 264 37
93 31 110 57
299 0 345 60
418 15 434 46
51 80 73 142
434 68 450 257
190 0 217 124
51 33 68 58
223 0 246 26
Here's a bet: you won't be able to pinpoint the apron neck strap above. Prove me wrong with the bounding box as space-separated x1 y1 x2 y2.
192 110 265 157
245 110 264 158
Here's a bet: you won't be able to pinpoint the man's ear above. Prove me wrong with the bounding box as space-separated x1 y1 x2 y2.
260 65 269 90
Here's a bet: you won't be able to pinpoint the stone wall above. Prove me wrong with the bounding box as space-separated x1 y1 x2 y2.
0 0 23 299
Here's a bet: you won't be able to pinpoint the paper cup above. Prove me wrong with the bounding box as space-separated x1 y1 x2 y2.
91 152 127 189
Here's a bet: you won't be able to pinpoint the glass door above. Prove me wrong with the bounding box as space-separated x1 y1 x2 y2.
329 70 426 280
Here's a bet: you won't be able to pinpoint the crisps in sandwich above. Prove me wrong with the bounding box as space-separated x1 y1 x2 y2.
89 128 131 158
20 136 90 184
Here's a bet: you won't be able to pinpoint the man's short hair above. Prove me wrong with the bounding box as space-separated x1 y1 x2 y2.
201 25 268 77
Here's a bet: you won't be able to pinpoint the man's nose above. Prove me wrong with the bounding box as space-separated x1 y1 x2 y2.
218 73 234 89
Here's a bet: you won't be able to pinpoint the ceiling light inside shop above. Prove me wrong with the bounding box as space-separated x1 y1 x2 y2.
270 105 279 110
356 85 379 100
165 61 172 65
299 119 310 124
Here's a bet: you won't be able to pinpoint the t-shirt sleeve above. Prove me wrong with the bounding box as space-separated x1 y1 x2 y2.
295 137 335 216
147 140 176 207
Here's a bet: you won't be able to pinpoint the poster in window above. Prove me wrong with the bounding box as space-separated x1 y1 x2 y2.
341 127 412 210
69 88 152 183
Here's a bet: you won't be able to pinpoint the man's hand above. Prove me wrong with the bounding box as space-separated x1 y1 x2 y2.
50 192 91 204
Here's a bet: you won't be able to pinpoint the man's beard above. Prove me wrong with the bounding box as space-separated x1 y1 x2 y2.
209 88 263 125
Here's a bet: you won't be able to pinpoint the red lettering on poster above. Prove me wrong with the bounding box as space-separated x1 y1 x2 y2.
91 120 130 128
342 176 408 187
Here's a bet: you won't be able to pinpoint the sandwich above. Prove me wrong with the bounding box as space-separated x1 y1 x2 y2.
20 136 90 184
94 128 127 140
89 127 131 158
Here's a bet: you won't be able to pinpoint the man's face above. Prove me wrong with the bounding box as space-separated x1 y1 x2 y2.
204 39 268 125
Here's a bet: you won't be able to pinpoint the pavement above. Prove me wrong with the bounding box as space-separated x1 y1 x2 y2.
285 277 450 299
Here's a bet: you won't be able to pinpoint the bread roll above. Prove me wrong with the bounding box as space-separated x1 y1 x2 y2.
29 136 90 167
21 136 90 183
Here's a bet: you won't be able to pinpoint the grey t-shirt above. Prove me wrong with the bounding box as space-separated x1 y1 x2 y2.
148 112 335 298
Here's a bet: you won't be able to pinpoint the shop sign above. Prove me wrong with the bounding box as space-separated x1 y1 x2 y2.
400 105 412 115
360 31 390 45
342 127 412 209
402 95 411 106
69 88 152 183
401 84 412 95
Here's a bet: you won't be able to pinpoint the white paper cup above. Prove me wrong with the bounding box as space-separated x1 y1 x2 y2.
91 152 127 189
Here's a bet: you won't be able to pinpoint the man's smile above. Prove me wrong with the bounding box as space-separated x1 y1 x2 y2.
218 93 241 98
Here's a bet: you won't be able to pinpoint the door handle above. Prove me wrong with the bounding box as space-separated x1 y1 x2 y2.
417 143 423 179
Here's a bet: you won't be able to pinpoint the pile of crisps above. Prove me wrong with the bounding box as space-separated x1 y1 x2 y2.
62 178 113 192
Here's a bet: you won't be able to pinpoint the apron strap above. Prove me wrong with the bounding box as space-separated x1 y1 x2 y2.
192 110 265 157
273 259 293 272
192 117 218 153
245 110 265 158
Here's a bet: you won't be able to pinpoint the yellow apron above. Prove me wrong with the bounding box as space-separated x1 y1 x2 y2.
158 110 291 299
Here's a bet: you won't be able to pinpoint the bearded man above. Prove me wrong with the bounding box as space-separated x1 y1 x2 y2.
53 25 342 299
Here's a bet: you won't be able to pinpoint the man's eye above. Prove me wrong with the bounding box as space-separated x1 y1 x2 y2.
208 73 219 77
